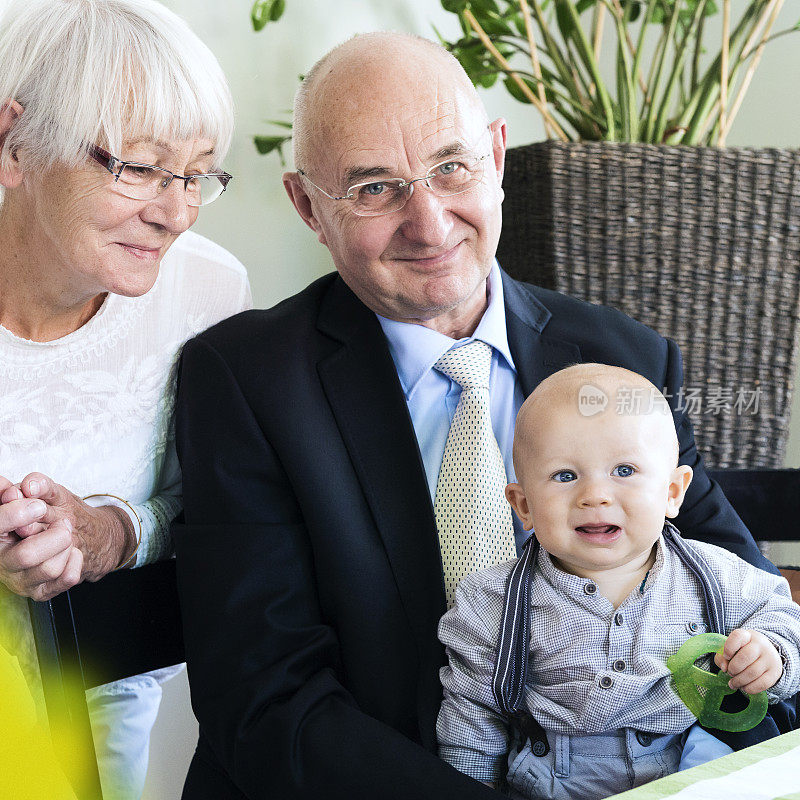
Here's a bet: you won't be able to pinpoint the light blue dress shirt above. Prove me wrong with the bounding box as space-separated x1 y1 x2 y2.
377 261 528 550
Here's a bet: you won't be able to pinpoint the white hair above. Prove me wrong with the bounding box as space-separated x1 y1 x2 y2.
0 0 234 174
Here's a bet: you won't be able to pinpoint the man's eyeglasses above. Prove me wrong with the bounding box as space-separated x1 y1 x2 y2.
297 143 492 217
86 144 232 207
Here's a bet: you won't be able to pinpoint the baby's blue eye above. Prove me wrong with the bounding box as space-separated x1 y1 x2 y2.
552 470 577 483
612 464 635 477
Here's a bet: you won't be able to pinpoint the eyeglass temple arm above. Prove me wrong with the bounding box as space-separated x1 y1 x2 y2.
85 143 124 179
297 169 351 201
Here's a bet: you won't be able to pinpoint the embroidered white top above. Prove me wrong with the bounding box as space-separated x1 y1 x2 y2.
0 230 251 680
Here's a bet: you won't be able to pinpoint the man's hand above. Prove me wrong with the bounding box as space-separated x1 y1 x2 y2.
0 473 136 602
714 628 783 694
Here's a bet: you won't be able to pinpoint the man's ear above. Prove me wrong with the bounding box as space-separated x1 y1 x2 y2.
505 482 533 530
489 116 507 189
665 465 693 518
0 100 24 189
283 171 327 245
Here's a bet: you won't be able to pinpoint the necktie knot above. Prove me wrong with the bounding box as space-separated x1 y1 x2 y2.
434 340 492 391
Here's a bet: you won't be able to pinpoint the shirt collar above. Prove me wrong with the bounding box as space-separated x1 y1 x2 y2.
376 260 516 399
536 533 667 602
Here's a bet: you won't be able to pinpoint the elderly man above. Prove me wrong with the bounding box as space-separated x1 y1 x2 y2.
174 33 792 800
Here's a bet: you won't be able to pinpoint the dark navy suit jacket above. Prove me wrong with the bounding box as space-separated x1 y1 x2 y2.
173 270 777 799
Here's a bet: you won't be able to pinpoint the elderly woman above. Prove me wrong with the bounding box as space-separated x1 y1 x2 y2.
0 0 250 796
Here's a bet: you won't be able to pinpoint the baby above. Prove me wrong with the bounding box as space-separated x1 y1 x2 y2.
437 363 800 800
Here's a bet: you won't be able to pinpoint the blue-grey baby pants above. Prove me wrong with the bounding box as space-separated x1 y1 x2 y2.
505 728 682 800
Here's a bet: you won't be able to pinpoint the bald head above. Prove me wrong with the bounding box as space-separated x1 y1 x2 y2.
513 364 678 481
292 32 487 171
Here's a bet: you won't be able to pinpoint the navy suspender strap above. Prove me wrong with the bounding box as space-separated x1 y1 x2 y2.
492 535 537 714
661 522 725 634
491 534 550 756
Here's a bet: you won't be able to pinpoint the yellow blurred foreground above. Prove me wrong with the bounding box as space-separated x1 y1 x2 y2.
0 639 85 799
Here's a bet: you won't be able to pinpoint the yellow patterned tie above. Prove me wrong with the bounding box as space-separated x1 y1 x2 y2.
433 340 517 608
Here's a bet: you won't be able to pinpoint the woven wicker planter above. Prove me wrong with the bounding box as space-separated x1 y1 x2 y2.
497 141 800 469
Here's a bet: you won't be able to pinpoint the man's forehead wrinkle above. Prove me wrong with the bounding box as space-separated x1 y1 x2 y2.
326 113 403 187
418 112 461 154
331 143 393 189
309 56 482 185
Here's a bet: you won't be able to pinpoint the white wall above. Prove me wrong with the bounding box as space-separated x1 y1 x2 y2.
144 3 800 797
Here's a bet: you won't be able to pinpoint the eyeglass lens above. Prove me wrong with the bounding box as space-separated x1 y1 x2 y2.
115 164 226 207
350 157 486 216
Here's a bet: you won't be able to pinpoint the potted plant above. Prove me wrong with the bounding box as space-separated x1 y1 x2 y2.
440 0 796 146
439 0 800 470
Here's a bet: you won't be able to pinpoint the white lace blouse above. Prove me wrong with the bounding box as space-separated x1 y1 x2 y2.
0 230 251 681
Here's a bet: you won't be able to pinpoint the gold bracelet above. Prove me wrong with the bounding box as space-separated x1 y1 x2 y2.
82 493 142 570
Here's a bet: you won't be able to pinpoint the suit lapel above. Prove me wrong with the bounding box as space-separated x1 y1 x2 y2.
315 278 445 663
502 271 583 395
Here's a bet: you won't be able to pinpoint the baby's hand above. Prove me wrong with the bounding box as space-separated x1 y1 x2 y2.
714 629 783 694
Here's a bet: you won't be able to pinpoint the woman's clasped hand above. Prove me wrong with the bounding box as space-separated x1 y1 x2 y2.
0 473 138 601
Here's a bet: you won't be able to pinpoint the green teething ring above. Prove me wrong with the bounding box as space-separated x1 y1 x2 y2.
666 632 769 732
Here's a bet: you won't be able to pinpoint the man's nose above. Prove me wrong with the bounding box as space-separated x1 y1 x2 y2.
397 181 453 245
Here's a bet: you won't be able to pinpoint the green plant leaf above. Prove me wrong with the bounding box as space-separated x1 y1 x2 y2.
652 0 716 26
555 1 575 40
449 36 498 85
469 0 502 15
686 0 717 16
503 75 534 104
270 0 286 21
251 0 284 31
618 0 642 23
254 134 292 166
651 0 675 25
555 0 597 34
478 13 515 36
441 0 468 12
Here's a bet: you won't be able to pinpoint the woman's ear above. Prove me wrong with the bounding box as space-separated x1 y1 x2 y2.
0 100 25 189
